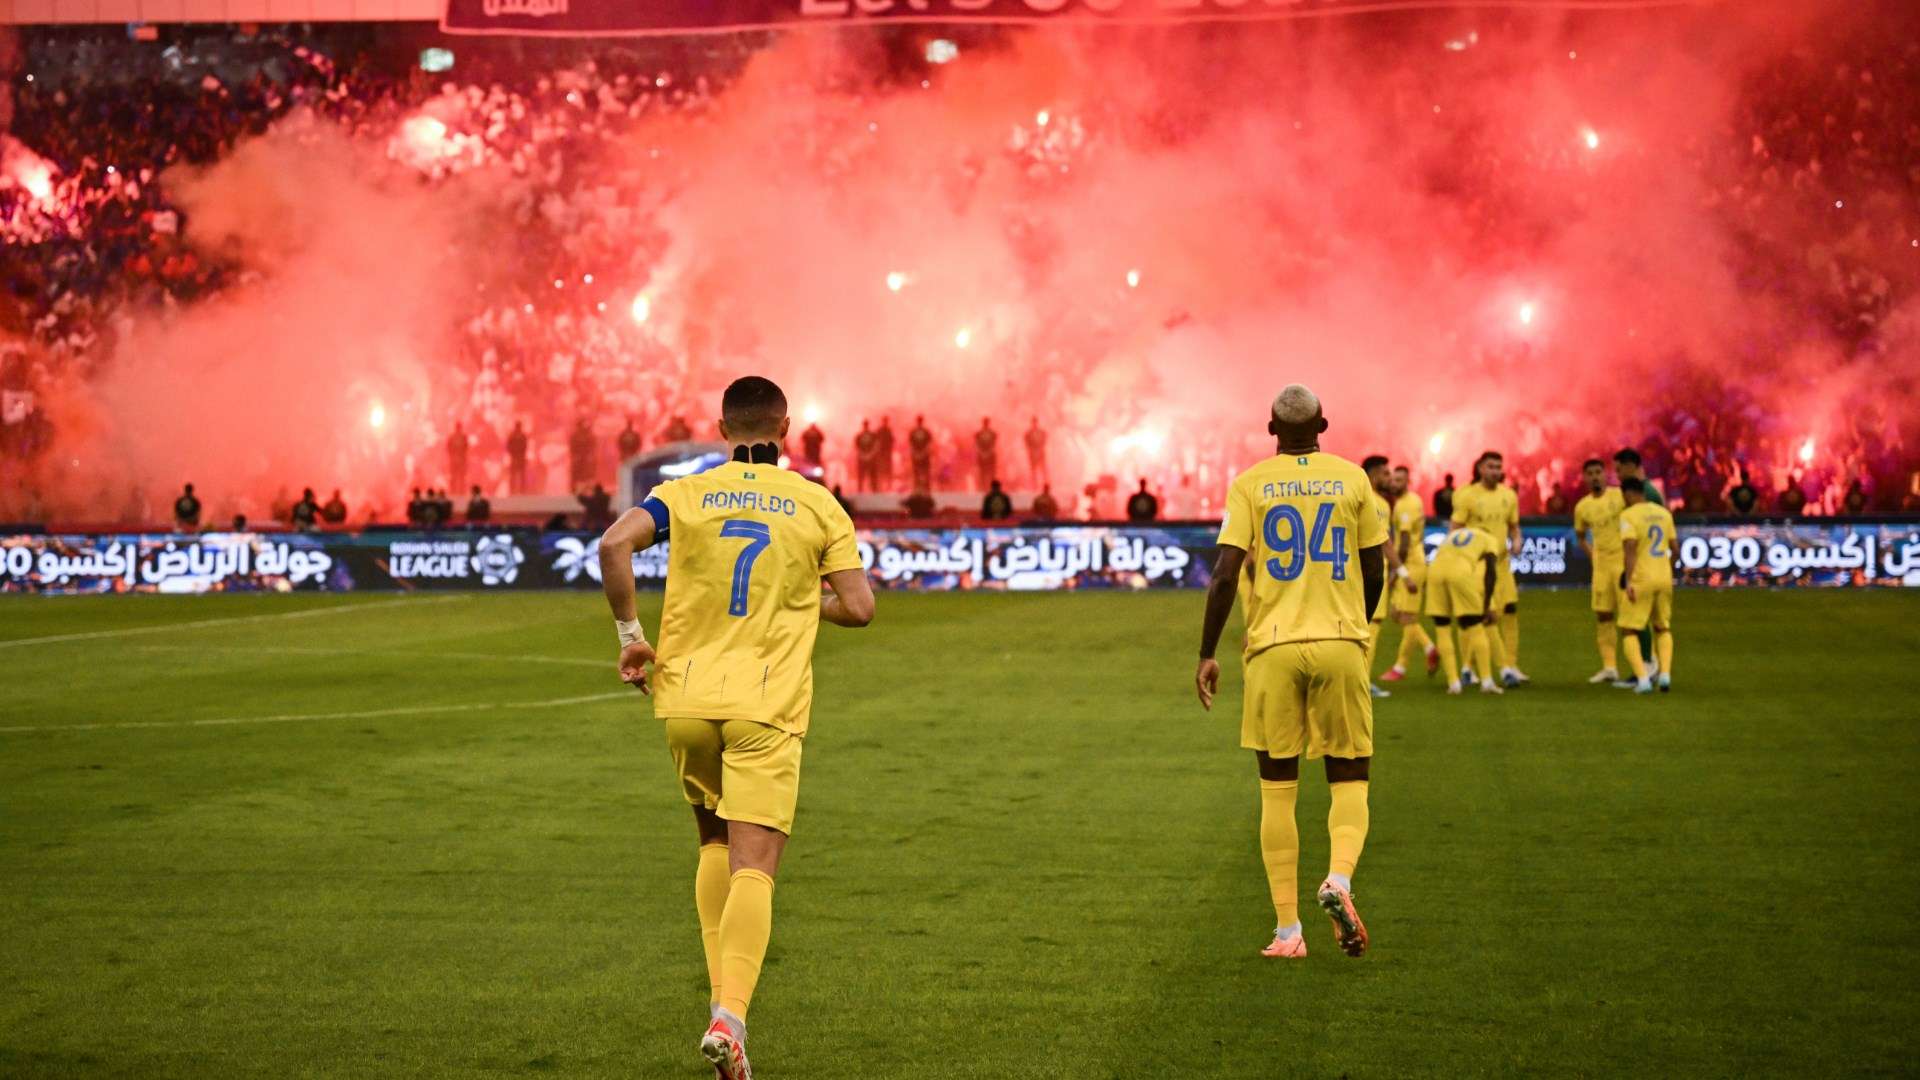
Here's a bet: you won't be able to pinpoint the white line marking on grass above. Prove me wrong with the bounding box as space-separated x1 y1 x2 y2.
126 644 604 669
0 691 635 734
0 597 465 650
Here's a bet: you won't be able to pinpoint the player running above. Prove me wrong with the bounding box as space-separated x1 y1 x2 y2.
1616 477 1676 694
1377 464 1439 683
1423 523 1504 695
1195 384 1386 960
1450 451 1528 687
598 376 876 1080
1572 459 1626 684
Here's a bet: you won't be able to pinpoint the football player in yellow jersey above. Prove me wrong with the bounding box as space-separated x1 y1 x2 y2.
1572 459 1627 684
1423 524 1503 695
597 376 875 1080
1449 451 1529 687
1195 384 1386 961
1360 455 1409 700
1617 477 1677 695
1378 464 1440 684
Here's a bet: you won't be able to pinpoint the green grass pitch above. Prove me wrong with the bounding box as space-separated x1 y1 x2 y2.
3 588 1917 1078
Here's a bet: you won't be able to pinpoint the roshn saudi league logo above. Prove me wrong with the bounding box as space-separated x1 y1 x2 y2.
474 534 525 586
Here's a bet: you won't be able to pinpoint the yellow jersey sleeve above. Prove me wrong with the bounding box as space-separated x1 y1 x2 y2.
1218 475 1255 550
820 499 862 575
1449 483 1474 526
1360 490 1390 550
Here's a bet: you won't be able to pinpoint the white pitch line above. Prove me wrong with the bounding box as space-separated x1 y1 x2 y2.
0 690 636 734
0 596 465 649
127 643 604 669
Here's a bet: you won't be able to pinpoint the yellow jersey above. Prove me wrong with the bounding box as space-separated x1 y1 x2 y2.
1450 482 1519 555
1391 491 1428 570
1573 488 1625 562
1218 451 1387 653
1431 525 1501 576
643 460 863 735
1619 502 1677 587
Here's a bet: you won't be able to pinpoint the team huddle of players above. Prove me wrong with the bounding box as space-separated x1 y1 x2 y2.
1361 448 1680 696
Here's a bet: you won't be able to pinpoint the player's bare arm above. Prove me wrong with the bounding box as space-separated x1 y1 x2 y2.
821 567 876 628
1359 542 1386 623
599 506 659 692
1482 553 1499 618
1195 543 1248 710
1622 536 1640 604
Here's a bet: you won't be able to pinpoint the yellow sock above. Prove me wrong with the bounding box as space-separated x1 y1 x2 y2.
1623 634 1648 680
1395 622 1432 672
695 844 731 1005
1485 618 1508 671
1366 620 1383 673
1500 611 1520 669
1656 630 1673 677
1434 624 1459 683
1328 780 1370 879
1465 623 1492 681
1259 780 1300 928
716 868 775 1020
1597 622 1618 671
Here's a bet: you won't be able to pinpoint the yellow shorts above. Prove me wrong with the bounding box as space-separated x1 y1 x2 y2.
1391 564 1428 616
1492 558 1518 609
1240 640 1374 761
1422 564 1485 620
1591 556 1623 613
665 717 803 835
1617 580 1673 632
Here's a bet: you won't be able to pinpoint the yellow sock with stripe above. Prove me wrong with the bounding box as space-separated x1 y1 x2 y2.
1500 611 1521 668
1395 622 1432 672
1656 630 1674 677
1597 622 1618 670
695 844 731 1005
1434 625 1459 683
717 868 775 1020
1259 780 1300 928
1328 780 1370 880
1623 633 1648 680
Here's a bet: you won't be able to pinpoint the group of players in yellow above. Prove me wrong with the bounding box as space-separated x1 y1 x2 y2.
597 377 1679 1079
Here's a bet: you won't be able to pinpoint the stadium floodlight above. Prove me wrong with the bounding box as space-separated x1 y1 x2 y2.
1517 301 1536 326
631 294 652 325
1582 127 1600 150
1428 431 1446 455
885 271 908 293
1126 269 1141 289
954 327 972 349
1798 438 1815 464
925 39 958 65
369 403 386 429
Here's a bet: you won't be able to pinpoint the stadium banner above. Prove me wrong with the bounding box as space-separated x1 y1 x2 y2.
3 521 1913 595
440 0 1598 38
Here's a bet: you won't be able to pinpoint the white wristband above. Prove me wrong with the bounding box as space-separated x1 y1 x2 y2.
615 618 644 647
1396 566 1411 581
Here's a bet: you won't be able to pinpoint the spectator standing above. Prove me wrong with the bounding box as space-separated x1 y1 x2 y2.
1025 418 1048 487
290 488 320 532
173 483 202 531
1844 479 1869 516
1432 473 1455 520
466 485 492 524
321 489 348 525
447 422 469 493
507 421 530 494
800 421 825 464
570 419 597 489
854 420 879 492
974 418 998 491
876 417 896 491
909 415 935 493
617 418 642 461
662 415 693 443
1030 485 1060 520
1126 479 1159 523
580 483 614 532
981 479 1013 520
1779 475 1808 516
1728 472 1760 516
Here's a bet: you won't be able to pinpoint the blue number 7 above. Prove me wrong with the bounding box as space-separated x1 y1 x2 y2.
720 520 772 617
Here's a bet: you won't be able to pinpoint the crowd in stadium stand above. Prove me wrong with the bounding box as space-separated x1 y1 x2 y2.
1 25 1917 527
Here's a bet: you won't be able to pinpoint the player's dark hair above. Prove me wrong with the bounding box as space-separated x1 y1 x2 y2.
1583 458 1605 470
1472 451 1501 480
721 376 787 437
1361 454 1390 472
1613 447 1642 466
1620 477 1646 494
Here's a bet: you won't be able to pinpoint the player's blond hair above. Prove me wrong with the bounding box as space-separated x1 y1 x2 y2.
1271 384 1322 424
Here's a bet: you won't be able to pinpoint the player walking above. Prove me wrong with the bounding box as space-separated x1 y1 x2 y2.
598 376 876 1080
1617 477 1676 694
1572 458 1626 683
1195 384 1386 959
1450 451 1528 687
